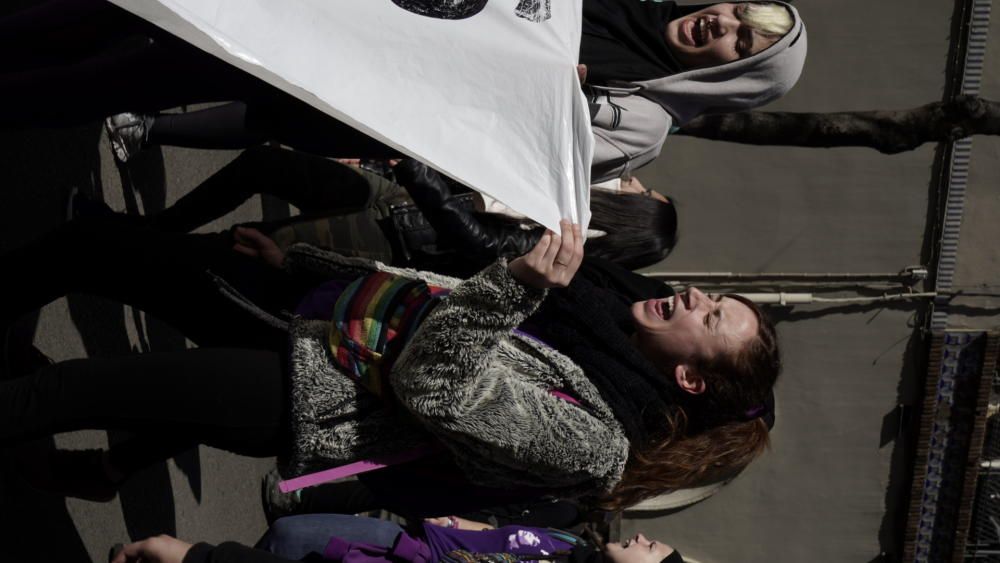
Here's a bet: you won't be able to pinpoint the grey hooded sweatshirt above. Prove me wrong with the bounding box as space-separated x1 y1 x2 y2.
589 1 807 182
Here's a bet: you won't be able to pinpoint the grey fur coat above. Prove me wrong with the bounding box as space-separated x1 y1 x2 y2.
278 243 629 496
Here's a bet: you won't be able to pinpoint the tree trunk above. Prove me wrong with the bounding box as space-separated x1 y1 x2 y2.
675 95 1000 154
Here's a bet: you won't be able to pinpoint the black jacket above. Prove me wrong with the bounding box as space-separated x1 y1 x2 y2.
388 160 543 276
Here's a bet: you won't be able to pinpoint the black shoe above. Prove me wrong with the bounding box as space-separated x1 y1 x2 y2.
17 448 121 503
261 468 303 524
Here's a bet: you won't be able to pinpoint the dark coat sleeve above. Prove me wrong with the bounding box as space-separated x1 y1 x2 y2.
392 159 543 259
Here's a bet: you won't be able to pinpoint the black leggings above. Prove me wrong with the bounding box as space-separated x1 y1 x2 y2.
0 0 246 127
151 145 376 234
0 348 289 459
0 214 310 350
0 214 317 466
0 0 399 158
149 101 401 159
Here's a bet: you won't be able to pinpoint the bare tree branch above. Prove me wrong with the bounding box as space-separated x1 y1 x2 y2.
675 95 1000 154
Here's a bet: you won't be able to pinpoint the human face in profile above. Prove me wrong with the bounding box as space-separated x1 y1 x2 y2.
605 533 676 563
631 288 758 393
664 3 781 69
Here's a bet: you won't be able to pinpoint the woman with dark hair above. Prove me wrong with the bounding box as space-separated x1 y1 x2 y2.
0 211 778 509
111 521 686 563
102 146 677 273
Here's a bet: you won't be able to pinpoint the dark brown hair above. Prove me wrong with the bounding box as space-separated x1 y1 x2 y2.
602 296 781 511
475 189 677 271
585 190 678 270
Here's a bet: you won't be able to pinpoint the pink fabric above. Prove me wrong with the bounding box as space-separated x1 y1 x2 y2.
548 389 581 405
281 391 580 493
279 445 439 493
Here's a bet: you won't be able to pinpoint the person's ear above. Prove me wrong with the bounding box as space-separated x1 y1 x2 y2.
674 364 706 395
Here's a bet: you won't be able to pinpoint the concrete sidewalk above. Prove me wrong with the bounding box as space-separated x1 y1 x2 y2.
0 124 279 562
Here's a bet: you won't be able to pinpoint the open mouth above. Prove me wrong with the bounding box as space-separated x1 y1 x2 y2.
651 295 676 320
693 16 710 47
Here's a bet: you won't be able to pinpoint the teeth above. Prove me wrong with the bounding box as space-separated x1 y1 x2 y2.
664 296 675 318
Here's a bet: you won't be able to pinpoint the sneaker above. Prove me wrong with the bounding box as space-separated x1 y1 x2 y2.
261 467 303 524
104 112 150 164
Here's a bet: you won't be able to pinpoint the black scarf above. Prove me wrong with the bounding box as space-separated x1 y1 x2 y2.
580 0 695 84
529 258 681 448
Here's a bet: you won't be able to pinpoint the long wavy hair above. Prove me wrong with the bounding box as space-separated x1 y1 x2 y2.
601 295 781 511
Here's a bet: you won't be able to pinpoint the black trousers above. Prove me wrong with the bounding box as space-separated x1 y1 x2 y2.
0 0 399 158
0 215 316 463
151 145 376 234
1 214 311 349
0 348 289 458
0 0 247 127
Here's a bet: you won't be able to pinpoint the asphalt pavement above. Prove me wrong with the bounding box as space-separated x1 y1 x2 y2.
0 123 282 562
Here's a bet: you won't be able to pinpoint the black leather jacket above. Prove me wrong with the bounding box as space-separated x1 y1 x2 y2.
387 160 543 276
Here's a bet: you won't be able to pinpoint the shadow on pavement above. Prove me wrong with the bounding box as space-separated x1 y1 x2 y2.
0 125 185 559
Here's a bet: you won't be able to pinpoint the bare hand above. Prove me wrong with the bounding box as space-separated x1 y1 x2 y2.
577 64 588 85
508 220 583 289
233 226 285 268
425 516 494 531
111 535 193 563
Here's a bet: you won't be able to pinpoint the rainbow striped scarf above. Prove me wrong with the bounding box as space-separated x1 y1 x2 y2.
328 272 449 398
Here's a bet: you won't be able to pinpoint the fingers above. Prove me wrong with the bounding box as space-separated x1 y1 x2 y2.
234 226 266 245
232 242 260 258
233 227 267 256
553 220 575 268
424 517 448 526
527 230 554 262
508 222 584 289
569 223 584 270
550 221 583 286
232 226 253 249
539 221 582 287
540 228 562 267
112 540 146 563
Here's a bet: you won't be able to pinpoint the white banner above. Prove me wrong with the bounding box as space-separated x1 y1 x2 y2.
109 0 593 232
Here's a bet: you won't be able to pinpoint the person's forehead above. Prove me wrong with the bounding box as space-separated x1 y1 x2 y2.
718 296 758 331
